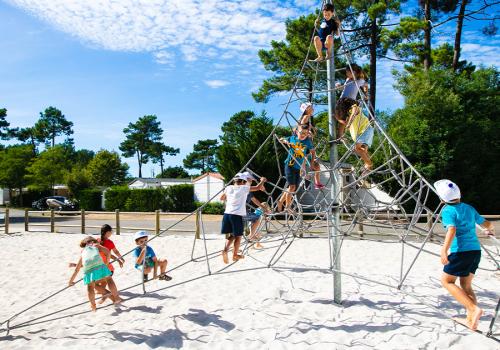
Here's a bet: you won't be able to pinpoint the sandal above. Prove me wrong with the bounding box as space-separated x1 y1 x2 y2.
158 273 172 281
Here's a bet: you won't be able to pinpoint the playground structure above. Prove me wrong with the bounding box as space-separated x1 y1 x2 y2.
1 0 498 341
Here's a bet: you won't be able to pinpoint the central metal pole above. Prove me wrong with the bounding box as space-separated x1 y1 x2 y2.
326 0 341 304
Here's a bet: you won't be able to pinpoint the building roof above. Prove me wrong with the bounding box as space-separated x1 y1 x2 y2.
192 172 225 183
129 178 191 185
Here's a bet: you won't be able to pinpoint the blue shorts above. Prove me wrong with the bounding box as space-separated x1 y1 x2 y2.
244 212 261 223
444 250 481 277
285 165 301 188
221 213 244 237
355 126 374 148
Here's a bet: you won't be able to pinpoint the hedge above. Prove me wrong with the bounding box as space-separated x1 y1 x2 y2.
104 184 195 212
11 190 52 208
196 201 225 215
78 189 102 210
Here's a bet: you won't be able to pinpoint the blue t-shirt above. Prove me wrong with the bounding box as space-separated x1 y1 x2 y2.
133 246 156 269
284 135 314 170
317 18 338 41
441 202 484 253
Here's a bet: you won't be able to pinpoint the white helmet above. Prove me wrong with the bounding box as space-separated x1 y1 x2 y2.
434 179 461 203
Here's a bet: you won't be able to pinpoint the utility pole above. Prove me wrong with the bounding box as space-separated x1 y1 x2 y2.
326 0 341 304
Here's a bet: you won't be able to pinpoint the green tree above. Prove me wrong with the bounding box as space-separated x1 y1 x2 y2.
0 108 16 140
34 106 74 147
183 139 219 173
157 166 190 179
387 67 499 212
25 145 70 193
65 167 91 198
150 142 180 174
253 14 343 103
72 149 95 168
120 115 163 178
0 145 33 205
87 150 129 186
217 111 288 185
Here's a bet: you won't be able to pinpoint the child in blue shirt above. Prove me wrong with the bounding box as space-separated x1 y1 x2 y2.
278 124 316 211
133 231 172 282
435 179 495 330
313 3 340 62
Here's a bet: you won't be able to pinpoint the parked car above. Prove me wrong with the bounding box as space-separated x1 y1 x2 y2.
32 196 77 211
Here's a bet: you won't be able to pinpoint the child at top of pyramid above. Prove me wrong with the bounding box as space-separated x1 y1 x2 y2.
336 98 373 175
313 3 341 62
434 179 495 331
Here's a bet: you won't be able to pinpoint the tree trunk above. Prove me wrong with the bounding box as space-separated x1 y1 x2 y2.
369 19 377 115
423 0 432 70
18 187 23 207
308 78 313 102
452 0 467 71
137 151 142 178
160 156 164 175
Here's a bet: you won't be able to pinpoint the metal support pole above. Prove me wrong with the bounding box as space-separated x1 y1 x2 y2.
326 1 341 304
50 209 55 233
24 209 29 232
155 210 160 235
5 208 9 234
115 209 120 235
81 209 85 234
195 209 201 239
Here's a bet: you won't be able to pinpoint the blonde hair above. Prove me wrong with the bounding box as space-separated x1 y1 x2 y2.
80 236 98 248
347 63 366 80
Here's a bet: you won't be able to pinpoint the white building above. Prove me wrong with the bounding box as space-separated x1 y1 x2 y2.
192 173 225 203
128 178 192 189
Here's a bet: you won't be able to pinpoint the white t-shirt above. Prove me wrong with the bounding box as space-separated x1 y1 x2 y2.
340 79 367 100
224 185 250 216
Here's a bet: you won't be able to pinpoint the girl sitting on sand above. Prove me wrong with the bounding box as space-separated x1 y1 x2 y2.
68 236 121 311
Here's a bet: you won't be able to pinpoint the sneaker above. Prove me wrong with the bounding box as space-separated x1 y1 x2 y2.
314 183 325 190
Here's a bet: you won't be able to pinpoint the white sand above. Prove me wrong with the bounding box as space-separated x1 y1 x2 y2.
0 231 498 349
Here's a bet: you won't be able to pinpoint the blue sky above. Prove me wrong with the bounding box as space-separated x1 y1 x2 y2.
1 0 498 177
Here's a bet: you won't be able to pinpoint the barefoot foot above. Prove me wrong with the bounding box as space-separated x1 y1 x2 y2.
470 307 483 330
222 250 229 264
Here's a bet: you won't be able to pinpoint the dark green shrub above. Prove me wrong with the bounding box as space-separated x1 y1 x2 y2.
78 189 102 210
196 201 225 215
12 190 51 208
104 186 130 210
164 184 195 212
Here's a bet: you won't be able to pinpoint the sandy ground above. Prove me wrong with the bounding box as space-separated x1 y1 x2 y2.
0 230 499 349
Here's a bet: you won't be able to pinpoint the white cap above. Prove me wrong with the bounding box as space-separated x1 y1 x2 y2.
434 179 461 203
233 172 245 180
134 230 149 241
240 171 256 182
300 102 312 114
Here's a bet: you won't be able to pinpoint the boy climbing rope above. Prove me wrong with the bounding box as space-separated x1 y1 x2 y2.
278 124 317 211
220 173 267 263
313 3 340 62
435 180 495 331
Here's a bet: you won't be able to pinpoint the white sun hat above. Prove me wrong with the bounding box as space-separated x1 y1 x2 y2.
134 230 149 241
300 102 312 114
434 179 461 203
240 171 256 182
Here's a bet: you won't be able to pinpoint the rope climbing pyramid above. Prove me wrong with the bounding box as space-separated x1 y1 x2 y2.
1 0 498 342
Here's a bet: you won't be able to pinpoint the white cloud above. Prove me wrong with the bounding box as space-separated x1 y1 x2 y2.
6 0 317 65
204 79 230 88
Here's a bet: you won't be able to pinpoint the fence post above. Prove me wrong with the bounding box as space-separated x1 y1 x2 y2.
155 210 160 235
5 208 9 234
24 209 29 232
357 221 364 239
427 212 433 240
50 209 55 233
115 209 120 235
195 209 200 239
81 209 85 234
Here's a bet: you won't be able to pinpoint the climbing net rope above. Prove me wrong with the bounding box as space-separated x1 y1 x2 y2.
1 0 498 341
